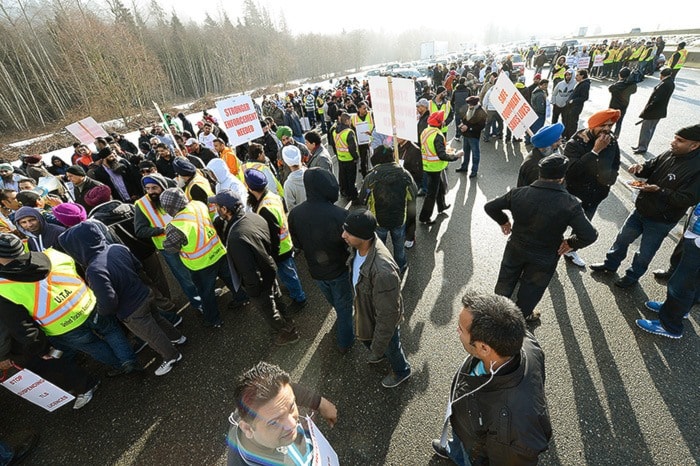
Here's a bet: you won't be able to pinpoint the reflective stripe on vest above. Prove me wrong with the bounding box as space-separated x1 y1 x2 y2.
673 49 688 69
135 196 171 250
351 112 374 139
334 128 354 162
170 202 226 271
553 65 567 80
429 100 451 134
0 249 94 336
420 127 448 172
256 193 293 256
184 174 216 219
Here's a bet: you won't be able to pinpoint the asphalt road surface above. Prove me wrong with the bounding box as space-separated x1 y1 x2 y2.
1 67 699 466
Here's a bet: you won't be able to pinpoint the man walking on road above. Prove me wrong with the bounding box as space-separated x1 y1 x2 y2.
431 291 552 465
485 154 598 320
342 209 411 388
632 67 675 155
591 124 700 288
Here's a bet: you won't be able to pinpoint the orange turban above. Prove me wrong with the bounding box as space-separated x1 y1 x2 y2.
587 109 621 129
427 110 444 127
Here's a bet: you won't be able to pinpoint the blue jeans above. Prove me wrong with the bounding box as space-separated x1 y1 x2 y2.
604 210 676 281
446 435 472 466
459 137 481 174
0 440 14 464
364 327 411 376
161 249 202 309
660 238 700 334
50 313 136 369
190 257 233 325
276 256 306 302
315 271 355 349
376 224 407 271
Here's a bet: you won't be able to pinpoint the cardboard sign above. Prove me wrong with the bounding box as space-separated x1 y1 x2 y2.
577 56 591 70
2 368 75 412
306 416 339 466
65 117 109 145
593 55 605 67
488 73 538 140
215 95 263 147
368 76 418 144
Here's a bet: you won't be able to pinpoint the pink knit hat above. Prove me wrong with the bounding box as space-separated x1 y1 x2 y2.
52 202 87 227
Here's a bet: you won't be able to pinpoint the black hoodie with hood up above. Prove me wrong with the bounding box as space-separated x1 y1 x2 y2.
288 167 349 281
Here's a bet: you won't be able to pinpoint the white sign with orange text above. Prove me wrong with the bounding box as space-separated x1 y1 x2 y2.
488 73 538 140
215 95 263 146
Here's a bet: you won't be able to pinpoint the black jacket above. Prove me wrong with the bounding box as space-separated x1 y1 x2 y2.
567 78 591 112
359 162 417 229
485 180 598 252
288 168 349 281
564 130 621 205
449 333 552 465
608 80 637 111
639 77 675 120
517 148 546 188
224 211 277 298
88 200 156 261
459 106 487 139
92 160 141 203
417 111 430 147
73 176 105 212
635 148 700 223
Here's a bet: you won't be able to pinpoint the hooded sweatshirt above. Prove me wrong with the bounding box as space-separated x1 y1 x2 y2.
88 199 156 260
15 206 66 252
288 168 349 280
207 158 248 203
58 222 149 319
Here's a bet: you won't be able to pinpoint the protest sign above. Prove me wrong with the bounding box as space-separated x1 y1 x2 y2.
368 76 418 144
593 54 605 67
488 73 538 140
306 416 339 466
2 368 74 412
65 117 109 145
215 95 263 147
578 56 591 70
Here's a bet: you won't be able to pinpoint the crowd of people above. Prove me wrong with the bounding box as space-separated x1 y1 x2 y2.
0 38 697 464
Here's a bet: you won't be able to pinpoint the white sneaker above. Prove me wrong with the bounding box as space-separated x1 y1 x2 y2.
404 240 415 249
155 353 183 376
214 287 226 297
74 382 99 410
171 335 187 345
565 251 586 267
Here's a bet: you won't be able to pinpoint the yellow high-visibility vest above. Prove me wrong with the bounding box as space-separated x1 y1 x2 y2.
420 127 448 172
135 195 171 250
169 201 226 271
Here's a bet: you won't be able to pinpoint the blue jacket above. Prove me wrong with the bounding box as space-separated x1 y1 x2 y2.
58 221 149 319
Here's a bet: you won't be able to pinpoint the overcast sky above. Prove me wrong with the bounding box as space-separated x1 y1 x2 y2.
152 0 697 38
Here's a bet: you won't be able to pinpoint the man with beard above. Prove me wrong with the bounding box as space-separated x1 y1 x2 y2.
416 99 431 149
90 147 141 203
244 143 285 198
0 164 22 191
303 130 333 172
486 154 597 321
134 173 203 313
274 126 310 184
562 69 591 139
244 169 307 313
591 125 700 288
351 101 374 177
172 158 216 220
562 109 621 267
253 119 281 168
551 70 575 125
456 96 488 177
184 138 217 165
64 165 104 212
430 86 453 137
517 123 565 187
210 192 300 346
197 122 217 151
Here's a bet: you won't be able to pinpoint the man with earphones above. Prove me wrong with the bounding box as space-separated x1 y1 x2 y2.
432 292 552 465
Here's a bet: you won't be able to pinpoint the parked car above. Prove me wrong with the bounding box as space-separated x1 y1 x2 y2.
388 68 431 95
538 45 559 64
365 68 382 77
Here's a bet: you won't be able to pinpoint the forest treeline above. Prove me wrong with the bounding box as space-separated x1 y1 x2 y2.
0 0 486 135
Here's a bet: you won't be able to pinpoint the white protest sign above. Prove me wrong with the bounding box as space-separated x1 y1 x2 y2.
566 56 578 68
355 121 371 145
578 56 591 70
488 73 538 140
306 416 339 466
2 368 75 412
215 95 263 147
593 54 605 67
65 117 109 145
368 76 418 144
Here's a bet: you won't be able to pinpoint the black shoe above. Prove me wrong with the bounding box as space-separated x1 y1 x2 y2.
438 204 451 213
652 269 672 280
631 146 639 151
431 439 449 459
7 431 39 465
227 299 250 312
615 276 638 288
469 172 478 178
455 168 468 172
633 149 646 155
589 263 614 273
107 361 143 377
274 329 300 346
286 299 307 314
420 219 436 225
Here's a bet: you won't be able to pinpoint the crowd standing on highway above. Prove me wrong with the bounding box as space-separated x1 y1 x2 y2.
0 34 697 465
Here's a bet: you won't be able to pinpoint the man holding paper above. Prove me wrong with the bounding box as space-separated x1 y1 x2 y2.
351 101 374 177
